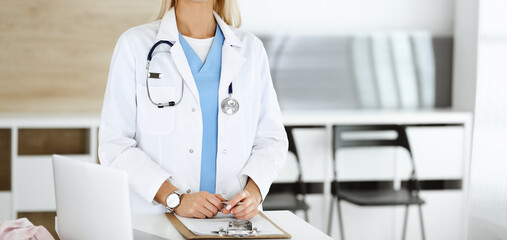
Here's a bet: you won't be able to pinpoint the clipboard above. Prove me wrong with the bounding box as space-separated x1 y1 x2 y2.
166 212 292 239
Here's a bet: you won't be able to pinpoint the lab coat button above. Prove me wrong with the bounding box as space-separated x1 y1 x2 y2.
222 190 227 195
186 189 192 193
189 149 194 153
191 107 196 112
223 149 228 154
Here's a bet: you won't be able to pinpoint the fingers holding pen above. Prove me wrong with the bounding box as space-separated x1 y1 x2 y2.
221 190 247 214
209 194 227 212
230 198 251 215
234 205 258 220
174 190 259 219
220 190 259 220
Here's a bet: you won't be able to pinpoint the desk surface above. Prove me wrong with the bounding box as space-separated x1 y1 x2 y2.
132 211 332 240
282 109 472 126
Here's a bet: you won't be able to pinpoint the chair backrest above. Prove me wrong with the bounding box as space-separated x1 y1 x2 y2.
332 125 419 190
285 126 303 182
273 126 309 195
286 126 300 161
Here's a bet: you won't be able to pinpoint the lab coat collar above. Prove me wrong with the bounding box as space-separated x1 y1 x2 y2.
156 8 243 48
155 8 245 107
213 11 243 48
156 8 178 43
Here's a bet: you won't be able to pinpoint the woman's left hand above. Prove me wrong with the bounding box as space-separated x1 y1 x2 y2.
221 179 262 220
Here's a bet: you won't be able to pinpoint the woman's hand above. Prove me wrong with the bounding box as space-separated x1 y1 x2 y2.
174 191 227 218
221 179 262 220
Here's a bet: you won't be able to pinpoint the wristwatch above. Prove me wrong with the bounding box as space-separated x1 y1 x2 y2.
165 189 185 213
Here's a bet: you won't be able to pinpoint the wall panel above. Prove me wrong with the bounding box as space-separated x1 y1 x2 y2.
0 0 159 113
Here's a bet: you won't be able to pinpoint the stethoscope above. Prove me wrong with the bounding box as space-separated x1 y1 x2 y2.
146 40 239 115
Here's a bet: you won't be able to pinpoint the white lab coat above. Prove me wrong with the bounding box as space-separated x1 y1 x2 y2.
98 8 288 214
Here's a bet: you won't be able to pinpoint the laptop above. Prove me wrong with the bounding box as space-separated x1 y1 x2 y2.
52 154 167 240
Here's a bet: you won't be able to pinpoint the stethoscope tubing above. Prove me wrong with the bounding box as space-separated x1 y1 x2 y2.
146 40 238 114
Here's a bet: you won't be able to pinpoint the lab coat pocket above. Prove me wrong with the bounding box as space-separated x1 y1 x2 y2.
138 86 176 134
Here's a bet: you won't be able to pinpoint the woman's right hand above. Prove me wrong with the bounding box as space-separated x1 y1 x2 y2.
174 191 227 218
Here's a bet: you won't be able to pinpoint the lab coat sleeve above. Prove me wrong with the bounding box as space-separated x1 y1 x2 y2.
98 33 170 204
239 42 289 201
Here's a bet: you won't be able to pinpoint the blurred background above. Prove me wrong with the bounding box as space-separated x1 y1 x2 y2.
0 0 506 239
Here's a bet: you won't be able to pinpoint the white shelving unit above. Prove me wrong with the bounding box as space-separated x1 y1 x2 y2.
0 113 100 220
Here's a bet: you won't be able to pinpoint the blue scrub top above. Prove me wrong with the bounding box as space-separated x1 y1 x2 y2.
179 24 224 194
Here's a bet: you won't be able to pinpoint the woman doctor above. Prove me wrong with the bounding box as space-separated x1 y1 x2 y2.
98 0 288 220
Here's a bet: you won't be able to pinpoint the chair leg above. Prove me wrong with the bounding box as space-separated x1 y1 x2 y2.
418 204 426 240
401 205 409 240
304 209 309 222
327 196 335 235
337 199 345 240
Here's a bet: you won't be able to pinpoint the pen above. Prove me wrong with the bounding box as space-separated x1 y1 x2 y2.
222 201 244 209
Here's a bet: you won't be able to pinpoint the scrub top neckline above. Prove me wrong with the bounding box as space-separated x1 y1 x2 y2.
178 22 224 74
182 35 214 42
182 36 215 63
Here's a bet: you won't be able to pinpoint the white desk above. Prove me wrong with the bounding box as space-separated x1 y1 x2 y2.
132 211 332 240
282 109 472 126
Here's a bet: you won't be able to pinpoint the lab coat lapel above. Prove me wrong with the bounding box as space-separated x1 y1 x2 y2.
214 11 245 100
220 45 245 98
157 8 201 105
170 46 201 104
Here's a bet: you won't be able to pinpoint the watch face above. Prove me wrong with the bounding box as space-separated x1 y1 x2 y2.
166 193 180 208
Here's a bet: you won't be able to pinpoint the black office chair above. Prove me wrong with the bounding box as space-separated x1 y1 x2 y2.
262 126 310 221
327 125 426 240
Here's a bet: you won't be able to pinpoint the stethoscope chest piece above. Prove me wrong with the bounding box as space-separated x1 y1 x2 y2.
221 95 239 115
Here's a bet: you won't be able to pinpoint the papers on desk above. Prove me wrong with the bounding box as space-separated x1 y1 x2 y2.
175 213 284 236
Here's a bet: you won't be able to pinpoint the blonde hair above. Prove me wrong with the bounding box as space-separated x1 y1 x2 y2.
154 0 241 28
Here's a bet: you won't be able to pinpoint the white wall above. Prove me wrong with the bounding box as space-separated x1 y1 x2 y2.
452 0 479 112
240 0 468 111
239 0 455 36
467 0 507 238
